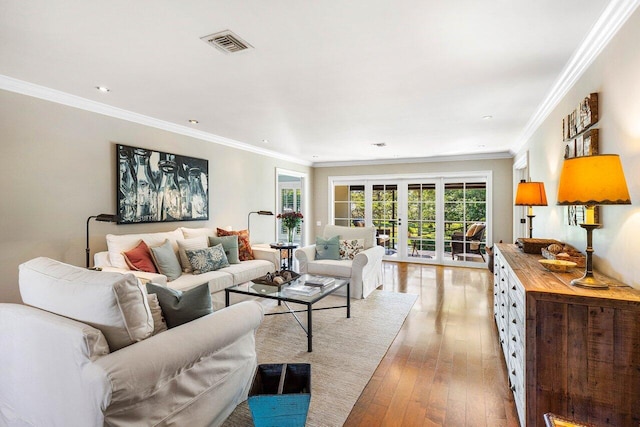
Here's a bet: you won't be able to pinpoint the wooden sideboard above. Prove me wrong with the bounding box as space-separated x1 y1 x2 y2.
493 243 640 427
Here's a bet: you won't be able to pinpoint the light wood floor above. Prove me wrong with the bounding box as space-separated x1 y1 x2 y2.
344 262 520 427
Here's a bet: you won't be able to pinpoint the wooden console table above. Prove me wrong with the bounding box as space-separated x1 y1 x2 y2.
493 243 640 427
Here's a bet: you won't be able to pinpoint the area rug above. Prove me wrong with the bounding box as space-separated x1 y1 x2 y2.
222 290 418 427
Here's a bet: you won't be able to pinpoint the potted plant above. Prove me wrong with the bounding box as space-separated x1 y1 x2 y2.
277 211 303 243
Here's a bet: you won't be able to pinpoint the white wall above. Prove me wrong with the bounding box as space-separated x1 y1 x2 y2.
0 89 311 303
516 7 640 288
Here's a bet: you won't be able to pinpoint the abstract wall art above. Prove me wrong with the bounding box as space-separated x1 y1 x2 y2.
117 144 209 224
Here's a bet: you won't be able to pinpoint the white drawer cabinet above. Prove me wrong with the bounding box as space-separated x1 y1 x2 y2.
494 243 640 427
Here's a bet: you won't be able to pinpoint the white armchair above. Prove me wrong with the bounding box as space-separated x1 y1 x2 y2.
295 225 384 298
0 257 264 427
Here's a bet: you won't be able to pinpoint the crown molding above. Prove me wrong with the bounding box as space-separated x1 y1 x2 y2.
513 0 640 154
313 151 513 168
0 74 312 167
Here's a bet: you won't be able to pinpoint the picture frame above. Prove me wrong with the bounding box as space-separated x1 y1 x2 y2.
561 95 600 226
582 129 599 156
117 144 209 224
563 93 598 140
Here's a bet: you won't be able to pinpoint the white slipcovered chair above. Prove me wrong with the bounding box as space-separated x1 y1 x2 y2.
295 225 384 298
0 257 263 427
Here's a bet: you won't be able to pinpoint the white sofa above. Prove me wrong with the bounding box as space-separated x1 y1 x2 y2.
295 225 385 299
94 227 280 308
0 257 264 427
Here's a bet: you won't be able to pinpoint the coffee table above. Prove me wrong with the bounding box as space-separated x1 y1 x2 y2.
225 275 350 352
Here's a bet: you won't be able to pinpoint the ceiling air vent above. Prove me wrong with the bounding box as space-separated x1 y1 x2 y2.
201 30 253 54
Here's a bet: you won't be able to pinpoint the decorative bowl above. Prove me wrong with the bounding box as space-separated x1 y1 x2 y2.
538 259 577 273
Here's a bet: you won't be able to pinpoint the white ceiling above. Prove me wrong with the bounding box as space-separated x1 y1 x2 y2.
0 1 621 164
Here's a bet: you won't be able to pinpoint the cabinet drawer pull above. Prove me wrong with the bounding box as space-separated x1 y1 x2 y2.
511 370 516 376
512 303 517 308
512 336 517 342
510 385 515 392
512 319 517 324
511 352 516 357
511 286 516 290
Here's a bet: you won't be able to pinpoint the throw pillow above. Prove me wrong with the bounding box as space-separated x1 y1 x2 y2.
149 239 183 281
177 236 209 273
315 235 340 260
339 238 365 260
186 244 230 274
123 240 157 273
19 257 154 351
466 224 479 238
147 293 168 335
216 228 254 261
146 283 213 329
208 235 240 264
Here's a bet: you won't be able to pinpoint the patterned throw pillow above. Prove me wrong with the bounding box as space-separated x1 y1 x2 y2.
216 228 254 261
177 236 209 273
185 244 230 274
339 239 365 260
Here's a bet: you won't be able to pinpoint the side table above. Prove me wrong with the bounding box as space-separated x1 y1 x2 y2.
269 243 298 270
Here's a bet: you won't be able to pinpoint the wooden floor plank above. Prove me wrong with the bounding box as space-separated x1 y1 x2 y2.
344 262 519 427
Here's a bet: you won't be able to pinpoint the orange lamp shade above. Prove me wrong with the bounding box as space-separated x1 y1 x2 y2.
557 155 631 206
515 182 548 206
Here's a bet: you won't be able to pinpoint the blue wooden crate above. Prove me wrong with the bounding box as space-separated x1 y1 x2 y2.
248 363 311 427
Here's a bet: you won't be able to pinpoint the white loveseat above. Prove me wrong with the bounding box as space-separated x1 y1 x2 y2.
0 257 264 427
94 227 279 308
295 225 385 299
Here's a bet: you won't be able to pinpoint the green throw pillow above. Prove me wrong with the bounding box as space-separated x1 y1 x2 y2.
185 244 230 274
208 235 240 264
149 239 182 281
315 235 340 260
146 283 213 329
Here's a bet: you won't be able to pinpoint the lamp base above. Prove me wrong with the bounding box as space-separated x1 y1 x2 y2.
570 275 608 289
572 223 607 289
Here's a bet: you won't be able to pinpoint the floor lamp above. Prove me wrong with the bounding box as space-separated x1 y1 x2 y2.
86 214 118 268
515 180 548 238
247 210 274 237
556 155 631 289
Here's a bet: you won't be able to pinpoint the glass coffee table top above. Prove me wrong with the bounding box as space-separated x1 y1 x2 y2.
228 274 349 303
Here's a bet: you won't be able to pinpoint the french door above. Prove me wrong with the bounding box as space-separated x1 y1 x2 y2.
331 173 490 267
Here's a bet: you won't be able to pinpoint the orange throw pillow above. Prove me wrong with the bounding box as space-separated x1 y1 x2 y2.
216 228 254 261
123 240 158 273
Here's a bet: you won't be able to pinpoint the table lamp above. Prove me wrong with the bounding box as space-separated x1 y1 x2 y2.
556 154 631 289
515 180 548 238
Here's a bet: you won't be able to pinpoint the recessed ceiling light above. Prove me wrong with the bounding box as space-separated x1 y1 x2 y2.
95 86 110 93
188 119 199 124
478 144 486 148
482 115 493 120
312 155 319 159
262 139 269 144
372 142 387 147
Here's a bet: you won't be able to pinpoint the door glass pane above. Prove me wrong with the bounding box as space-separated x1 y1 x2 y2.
446 181 487 263
372 184 397 256
407 183 435 259
334 184 365 227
